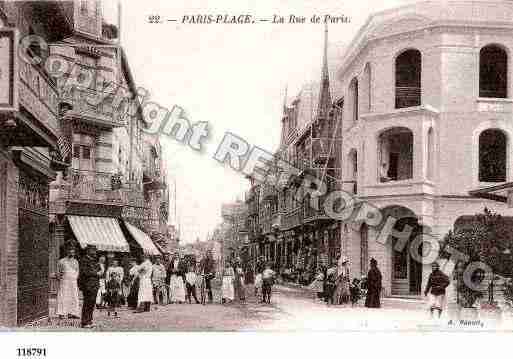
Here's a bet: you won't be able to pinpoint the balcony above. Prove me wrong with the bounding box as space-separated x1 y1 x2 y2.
395 86 421 109
143 163 165 190
271 213 282 231
282 208 301 231
61 86 126 128
16 58 60 145
311 138 334 166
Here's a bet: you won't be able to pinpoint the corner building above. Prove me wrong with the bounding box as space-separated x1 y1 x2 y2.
334 0 513 296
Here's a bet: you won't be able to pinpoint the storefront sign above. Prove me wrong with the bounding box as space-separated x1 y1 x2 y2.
0 29 18 112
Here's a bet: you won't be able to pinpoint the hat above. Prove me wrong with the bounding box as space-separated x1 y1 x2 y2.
370 257 378 266
85 244 97 251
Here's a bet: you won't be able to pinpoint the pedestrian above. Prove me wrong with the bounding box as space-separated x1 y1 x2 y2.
309 268 325 302
365 258 382 308
127 259 140 309
78 245 101 328
199 250 216 303
136 253 153 313
324 264 337 305
233 256 245 303
106 259 125 305
105 272 121 318
335 256 350 304
254 256 265 297
222 263 235 304
424 262 450 318
185 264 200 304
56 245 80 319
95 255 107 309
261 262 275 304
169 253 186 304
152 256 168 305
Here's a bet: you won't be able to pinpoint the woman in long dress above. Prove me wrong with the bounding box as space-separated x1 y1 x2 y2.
222 264 235 303
136 254 153 312
365 258 382 308
56 247 80 318
168 256 186 304
95 255 107 308
335 256 350 304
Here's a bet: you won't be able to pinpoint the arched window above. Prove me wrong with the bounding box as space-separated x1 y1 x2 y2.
349 77 359 123
348 149 358 194
480 45 508 98
360 223 369 275
379 127 414 182
427 127 434 180
479 129 507 182
395 49 422 108
363 63 372 112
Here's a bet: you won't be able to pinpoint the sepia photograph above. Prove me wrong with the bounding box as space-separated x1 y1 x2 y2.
1 0 513 354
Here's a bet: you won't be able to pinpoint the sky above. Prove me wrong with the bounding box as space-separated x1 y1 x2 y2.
118 0 416 244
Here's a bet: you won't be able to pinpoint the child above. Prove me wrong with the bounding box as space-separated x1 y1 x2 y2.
350 278 362 307
185 265 200 304
262 263 275 304
106 272 121 317
222 263 235 304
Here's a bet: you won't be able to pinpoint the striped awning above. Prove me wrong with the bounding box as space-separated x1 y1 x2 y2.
124 221 161 256
68 216 130 252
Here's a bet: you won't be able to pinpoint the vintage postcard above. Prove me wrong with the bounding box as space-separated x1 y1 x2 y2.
1 0 513 356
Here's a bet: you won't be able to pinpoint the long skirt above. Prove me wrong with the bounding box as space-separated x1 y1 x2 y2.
222 276 235 301
169 275 186 303
364 288 381 308
96 279 106 305
335 278 350 304
427 293 445 311
309 278 324 293
234 275 245 301
254 274 263 289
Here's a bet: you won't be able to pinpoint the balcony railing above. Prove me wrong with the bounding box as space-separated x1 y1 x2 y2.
50 170 145 208
18 59 60 138
61 86 127 127
395 86 421 109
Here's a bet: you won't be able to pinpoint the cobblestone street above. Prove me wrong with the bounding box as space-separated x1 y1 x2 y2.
18 284 513 332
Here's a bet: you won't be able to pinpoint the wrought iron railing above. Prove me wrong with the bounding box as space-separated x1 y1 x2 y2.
395 86 421 108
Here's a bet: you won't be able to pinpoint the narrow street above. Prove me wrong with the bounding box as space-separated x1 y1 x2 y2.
20 284 511 332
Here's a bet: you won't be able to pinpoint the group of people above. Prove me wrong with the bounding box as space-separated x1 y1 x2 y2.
306 255 383 308
56 244 217 328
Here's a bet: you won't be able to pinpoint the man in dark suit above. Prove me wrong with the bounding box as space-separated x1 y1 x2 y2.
79 245 101 328
199 250 216 303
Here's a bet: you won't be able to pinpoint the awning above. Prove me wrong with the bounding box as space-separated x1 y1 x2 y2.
124 221 161 256
68 216 130 252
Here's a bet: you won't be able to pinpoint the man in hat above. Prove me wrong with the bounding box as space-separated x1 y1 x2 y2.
199 249 216 303
79 245 101 328
152 256 167 305
56 245 80 319
424 262 450 318
254 255 265 297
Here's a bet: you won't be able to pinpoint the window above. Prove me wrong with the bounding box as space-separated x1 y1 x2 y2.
480 45 508 98
479 129 507 182
379 127 414 182
395 49 421 108
363 63 372 112
348 149 358 194
427 128 434 180
73 145 80 159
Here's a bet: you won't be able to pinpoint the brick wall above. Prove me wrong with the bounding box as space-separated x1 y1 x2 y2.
0 150 19 327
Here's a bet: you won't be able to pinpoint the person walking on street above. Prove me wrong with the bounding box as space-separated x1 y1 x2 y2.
185 264 200 304
365 258 382 308
56 246 80 319
254 256 265 297
222 263 235 304
79 245 101 328
199 250 216 303
336 256 350 305
95 255 107 309
424 262 450 318
169 253 186 304
136 253 153 312
127 259 140 309
152 256 168 305
262 262 275 304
